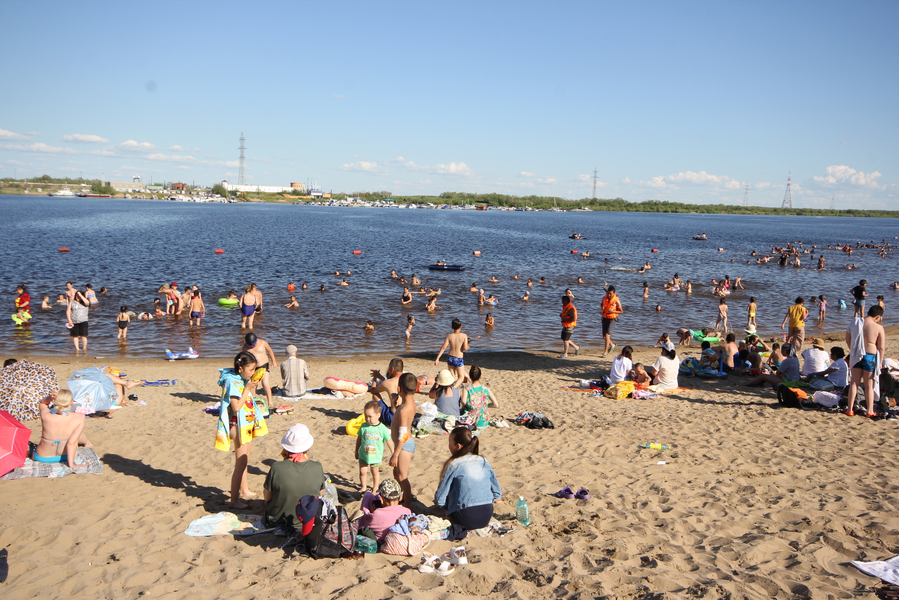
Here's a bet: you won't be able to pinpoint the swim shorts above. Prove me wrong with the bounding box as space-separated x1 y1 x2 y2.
853 353 877 373
70 322 88 337
854 299 865 309
402 438 416 454
241 304 256 316
190 311 201 318
560 327 574 341
602 317 616 336
447 356 464 368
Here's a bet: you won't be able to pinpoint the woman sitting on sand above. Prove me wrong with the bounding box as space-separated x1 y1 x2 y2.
263 424 325 530
609 346 633 384
434 427 502 533
459 366 499 429
216 351 268 508
429 369 462 417
647 342 680 392
35 389 92 469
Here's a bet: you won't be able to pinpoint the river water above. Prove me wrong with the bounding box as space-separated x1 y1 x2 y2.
1 195 896 359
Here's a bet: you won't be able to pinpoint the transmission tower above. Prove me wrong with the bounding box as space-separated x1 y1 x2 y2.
238 132 246 185
742 184 750 207
781 171 792 209
830 194 835 210
592 168 599 199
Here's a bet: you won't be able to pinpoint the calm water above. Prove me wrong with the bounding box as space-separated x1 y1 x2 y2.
1 195 896 359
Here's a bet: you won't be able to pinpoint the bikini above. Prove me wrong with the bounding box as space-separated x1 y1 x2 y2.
33 409 70 463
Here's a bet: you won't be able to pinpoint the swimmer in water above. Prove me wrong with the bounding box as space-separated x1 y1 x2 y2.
56 294 66 305
401 287 412 305
565 288 575 299
513 274 519 280
643 282 649 299
364 321 375 332
576 277 584 284
470 283 479 292
339 278 349 286
334 270 341 277
346 270 351 276
390 270 398 279
320 284 326 292
301 283 308 290
527 278 533 287
656 304 662 312
485 313 495 328
426 296 442 312
411 274 420 286
488 275 500 283
486 294 498 304
41 295 52 309
644 262 651 270
477 290 486 306
539 277 546 284
405 315 415 340
522 291 530 301
284 296 299 308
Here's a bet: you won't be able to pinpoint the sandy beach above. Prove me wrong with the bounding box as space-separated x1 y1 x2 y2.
2 326 899 599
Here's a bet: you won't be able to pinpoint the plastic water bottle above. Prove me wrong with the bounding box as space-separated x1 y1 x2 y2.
516 496 530 526
322 478 338 503
640 442 669 450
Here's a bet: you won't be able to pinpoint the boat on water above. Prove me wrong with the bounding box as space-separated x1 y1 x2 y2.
49 189 76 197
77 193 112 198
428 264 465 271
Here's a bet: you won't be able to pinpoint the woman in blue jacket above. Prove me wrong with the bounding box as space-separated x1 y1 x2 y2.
434 427 502 531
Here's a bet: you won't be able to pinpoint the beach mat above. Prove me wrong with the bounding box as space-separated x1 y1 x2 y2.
184 512 273 537
1 447 102 480
138 379 181 387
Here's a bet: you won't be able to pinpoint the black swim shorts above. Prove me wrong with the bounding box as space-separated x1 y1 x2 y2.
561 327 574 341
602 317 616 336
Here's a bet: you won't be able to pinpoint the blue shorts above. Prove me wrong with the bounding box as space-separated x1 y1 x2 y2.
402 438 416 454
190 311 201 318
447 356 464 368
854 299 865 309
854 353 876 373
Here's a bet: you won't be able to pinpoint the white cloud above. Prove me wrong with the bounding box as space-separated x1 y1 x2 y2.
147 152 196 162
725 180 742 189
813 165 883 188
755 182 771 190
538 177 557 184
645 176 667 188
521 171 535 177
119 139 156 152
4 142 75 155
667 170 731 185
224 160 239 168
342 161 386 173
622 177 631 184
331 93 346 99
61 133 109 144
169 145 185 151
0 128 31 141
576 174 590 182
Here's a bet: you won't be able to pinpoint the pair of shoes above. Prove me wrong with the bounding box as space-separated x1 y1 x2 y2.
442 547 468 565
560 354 569 358
844 409 855 416
127 394 138 401
526 416 554 429
418 552 455 576
556 487 590 500
865 412 878 419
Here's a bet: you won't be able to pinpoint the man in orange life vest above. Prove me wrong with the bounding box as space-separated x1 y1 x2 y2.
601 285 623 357
560 295 579 357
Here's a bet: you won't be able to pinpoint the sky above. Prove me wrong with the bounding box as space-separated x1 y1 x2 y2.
1 1 898 208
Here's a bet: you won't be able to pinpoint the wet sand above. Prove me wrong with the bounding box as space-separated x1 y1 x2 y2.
2 326 899 599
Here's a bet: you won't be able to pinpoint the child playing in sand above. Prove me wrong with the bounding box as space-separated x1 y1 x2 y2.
747 297 757 328
435 318 470 385
631 364 651 388
716 298 728 331
283 296 299 308
357 478 411 542
189 290 205 327
654 333 670 347
116 306 130 340
355 400 394 492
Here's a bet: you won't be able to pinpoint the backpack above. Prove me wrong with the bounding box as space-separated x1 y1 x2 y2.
881 368 897 399
297 496 357 559
777 384 807 408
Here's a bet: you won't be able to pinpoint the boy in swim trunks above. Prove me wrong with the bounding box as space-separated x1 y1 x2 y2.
189 290 205 327
388 372 418 507
435 318 470 386
845 305 885 417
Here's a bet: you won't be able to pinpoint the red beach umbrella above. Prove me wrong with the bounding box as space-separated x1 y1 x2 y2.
0 410 32 476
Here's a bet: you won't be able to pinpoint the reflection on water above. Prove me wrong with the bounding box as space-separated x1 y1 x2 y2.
0 195 896 359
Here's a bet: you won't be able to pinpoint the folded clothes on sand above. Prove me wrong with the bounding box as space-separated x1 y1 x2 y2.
852 555 899 586
1 448 102 480
184 512 272 537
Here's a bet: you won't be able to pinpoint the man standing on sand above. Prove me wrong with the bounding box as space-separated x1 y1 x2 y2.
560 296 580 357
241 333 278 412
844 305 885 418
781 297 809 351
601 285 623 357
388 372 418 507
280 344 309 398
435 318 470 385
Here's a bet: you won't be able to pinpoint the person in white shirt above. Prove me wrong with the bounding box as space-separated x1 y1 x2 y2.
648 342 680 391
800 339 831 377
280 344 310 398
809 347 849 389
609 346 634 383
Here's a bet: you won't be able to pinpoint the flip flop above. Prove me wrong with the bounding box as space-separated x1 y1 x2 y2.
575 488 590 500
555 486 576 499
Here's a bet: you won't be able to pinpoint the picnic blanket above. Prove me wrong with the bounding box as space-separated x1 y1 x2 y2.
138 379 181 387
184 512 273 537
282 387 365 402
0 447 102 480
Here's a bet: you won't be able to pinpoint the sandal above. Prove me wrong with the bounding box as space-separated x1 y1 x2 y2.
442 546 468 565
555 486 575 499
575 488 590 500
418 552 455 576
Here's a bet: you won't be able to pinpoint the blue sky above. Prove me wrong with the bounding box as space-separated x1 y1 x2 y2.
1 1 897 208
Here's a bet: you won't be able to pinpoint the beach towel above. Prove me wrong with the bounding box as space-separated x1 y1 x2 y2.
282 387 365 402
852 555 899 586
138 379 181 387
184 512 272 537
0 447 102 480
215 369 268 451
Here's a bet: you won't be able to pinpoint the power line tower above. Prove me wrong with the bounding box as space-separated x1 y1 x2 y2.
592 167 599 199
830 194 835 210
742 184 750 207
781 171 792 209
238 132 246 185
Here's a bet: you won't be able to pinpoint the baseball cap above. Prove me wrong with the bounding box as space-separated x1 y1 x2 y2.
286 344 298 355
662 341 675 352
377 478 403 501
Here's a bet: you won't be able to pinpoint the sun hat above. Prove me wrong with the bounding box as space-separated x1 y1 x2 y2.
285 344 298 355
281 424 314 454
377 478 403 501
812 338 825 349
745 324 757 334
435 369 455 386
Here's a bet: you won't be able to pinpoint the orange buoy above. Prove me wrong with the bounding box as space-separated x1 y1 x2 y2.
59 247 69 252
571 250 578 254
287 283 295 293
473 251 481 256
651 249 658 253
215 249 224 254
353 250 362 255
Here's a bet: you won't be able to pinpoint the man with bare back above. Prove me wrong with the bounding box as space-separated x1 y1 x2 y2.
241 332 278 412
845 305 885 418
435 318 470 385
388 372 418 507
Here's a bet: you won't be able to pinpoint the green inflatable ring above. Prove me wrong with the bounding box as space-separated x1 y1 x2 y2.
218 298 239 306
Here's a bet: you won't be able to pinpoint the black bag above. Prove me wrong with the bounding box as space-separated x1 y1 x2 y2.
776 384 806 408
880 368 897 399
305 503 357 559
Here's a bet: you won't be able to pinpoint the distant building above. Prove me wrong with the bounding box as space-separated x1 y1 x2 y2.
221 180 299 194
171 182 189 191
111 181 145 192
290 182 307 191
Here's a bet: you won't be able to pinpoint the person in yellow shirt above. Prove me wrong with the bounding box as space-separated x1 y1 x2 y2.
780 296 809 351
